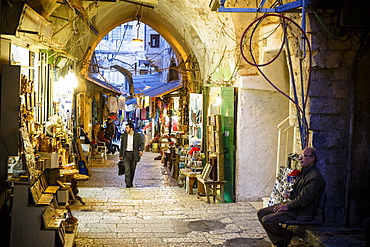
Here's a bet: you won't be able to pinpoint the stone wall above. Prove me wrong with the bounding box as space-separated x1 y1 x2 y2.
309 13 370 226
348 36 370 227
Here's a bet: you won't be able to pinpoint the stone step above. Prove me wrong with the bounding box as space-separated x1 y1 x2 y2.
306 227 366 247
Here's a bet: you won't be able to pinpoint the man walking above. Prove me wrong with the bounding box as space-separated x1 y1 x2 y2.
119 123 144 188
257 147 326 247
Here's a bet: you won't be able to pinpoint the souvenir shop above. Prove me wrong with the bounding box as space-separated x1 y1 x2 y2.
1 43 87 246
154 86 236 204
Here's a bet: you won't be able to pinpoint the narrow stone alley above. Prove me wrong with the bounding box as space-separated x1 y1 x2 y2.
69 151 270 247
69 151 315 247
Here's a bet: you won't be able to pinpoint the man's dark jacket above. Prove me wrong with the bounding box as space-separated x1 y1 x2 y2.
287 164 326 219
119 132 144 162
105 122 115 138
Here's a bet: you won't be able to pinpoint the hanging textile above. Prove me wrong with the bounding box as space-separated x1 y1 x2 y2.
118 96 125 111
136 96 143 109
108 96 118 113
144 96 150 108
141 108 146 120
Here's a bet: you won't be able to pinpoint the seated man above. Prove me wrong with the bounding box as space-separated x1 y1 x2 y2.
257 147 326 247
97 127 113 154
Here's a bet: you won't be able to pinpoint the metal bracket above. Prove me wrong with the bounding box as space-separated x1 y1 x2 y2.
212 0 316 13
212 0 313 57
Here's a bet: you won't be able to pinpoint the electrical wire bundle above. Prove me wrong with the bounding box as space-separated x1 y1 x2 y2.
240 13 312 149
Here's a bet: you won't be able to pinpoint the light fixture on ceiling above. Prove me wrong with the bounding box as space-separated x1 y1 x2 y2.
132 15 143 43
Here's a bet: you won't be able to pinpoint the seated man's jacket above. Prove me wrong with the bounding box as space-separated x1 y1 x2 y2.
287 164 326 219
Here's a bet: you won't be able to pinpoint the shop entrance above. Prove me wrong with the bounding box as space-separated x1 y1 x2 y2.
205 86 236 203
220 87 236 203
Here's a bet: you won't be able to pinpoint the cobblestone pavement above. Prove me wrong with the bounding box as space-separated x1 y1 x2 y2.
70 152 311 247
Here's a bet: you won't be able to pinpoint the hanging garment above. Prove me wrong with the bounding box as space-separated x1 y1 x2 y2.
108 96 118 113
141 108 146 120
136 97 143 109
144 96 150 108
118 96 126 110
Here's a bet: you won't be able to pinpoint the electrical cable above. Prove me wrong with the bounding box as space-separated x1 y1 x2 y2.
240 14 312 148
107 24 130 62
280 16 307 148
309 5 352 42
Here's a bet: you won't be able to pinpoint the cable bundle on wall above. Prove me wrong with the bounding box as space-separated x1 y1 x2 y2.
240 13 312 149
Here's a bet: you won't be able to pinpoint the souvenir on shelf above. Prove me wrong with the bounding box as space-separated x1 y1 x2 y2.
20 127 38 182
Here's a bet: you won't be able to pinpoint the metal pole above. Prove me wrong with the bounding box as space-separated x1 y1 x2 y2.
300 0 307 59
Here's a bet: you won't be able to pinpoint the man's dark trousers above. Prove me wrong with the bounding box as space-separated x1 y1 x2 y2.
123 151 136 188
257 205 296 245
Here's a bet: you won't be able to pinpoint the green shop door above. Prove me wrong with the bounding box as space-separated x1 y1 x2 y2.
221 87 236 202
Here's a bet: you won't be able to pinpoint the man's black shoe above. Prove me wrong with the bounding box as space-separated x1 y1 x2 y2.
275 241 286 247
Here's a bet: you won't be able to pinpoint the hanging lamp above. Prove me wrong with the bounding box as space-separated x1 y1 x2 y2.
132 15 144 43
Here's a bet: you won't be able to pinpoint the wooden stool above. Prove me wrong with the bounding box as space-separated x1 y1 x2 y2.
180 169 197 194
196 177 226 203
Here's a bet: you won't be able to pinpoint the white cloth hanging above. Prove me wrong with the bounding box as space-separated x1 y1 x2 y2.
108 96 118 113
118 96 126 111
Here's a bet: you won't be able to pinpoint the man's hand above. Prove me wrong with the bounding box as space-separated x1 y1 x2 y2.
273 205 288 212
284 191 290 200
139 151 143 156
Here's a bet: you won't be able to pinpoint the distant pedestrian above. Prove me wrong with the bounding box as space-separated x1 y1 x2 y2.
119 123 144 188
105 118 115 141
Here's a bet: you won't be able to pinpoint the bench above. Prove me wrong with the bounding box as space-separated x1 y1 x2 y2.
196 177 226 203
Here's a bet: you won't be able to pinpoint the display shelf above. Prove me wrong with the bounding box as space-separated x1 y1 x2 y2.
36 193 54 206
8 181 77 247
43 206 67 230
44 186 61 194
29 173 60 206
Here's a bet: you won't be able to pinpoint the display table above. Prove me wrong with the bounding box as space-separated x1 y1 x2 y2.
60 169 86 205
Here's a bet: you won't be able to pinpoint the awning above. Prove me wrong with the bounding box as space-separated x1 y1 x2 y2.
141 80 182 97
125 98 137 105
133 73 162 94
86 76 123 94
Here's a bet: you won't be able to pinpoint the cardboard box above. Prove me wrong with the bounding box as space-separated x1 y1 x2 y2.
57 189 69 203
38 152 59 168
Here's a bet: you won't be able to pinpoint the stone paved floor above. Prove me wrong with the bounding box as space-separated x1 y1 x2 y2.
70 152 311 247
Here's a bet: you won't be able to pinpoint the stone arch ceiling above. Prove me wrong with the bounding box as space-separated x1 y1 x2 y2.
26 0 240 83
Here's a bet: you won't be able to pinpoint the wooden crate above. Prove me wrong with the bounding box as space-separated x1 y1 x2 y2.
214 131 224 153
214 115 222 131
216 153 225 181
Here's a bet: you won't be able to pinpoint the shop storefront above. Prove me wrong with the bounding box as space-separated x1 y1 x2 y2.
0 13 90 244
2 58 85 246
201 86 236 203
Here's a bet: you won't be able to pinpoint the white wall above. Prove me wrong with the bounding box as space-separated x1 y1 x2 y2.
236 76 289 201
